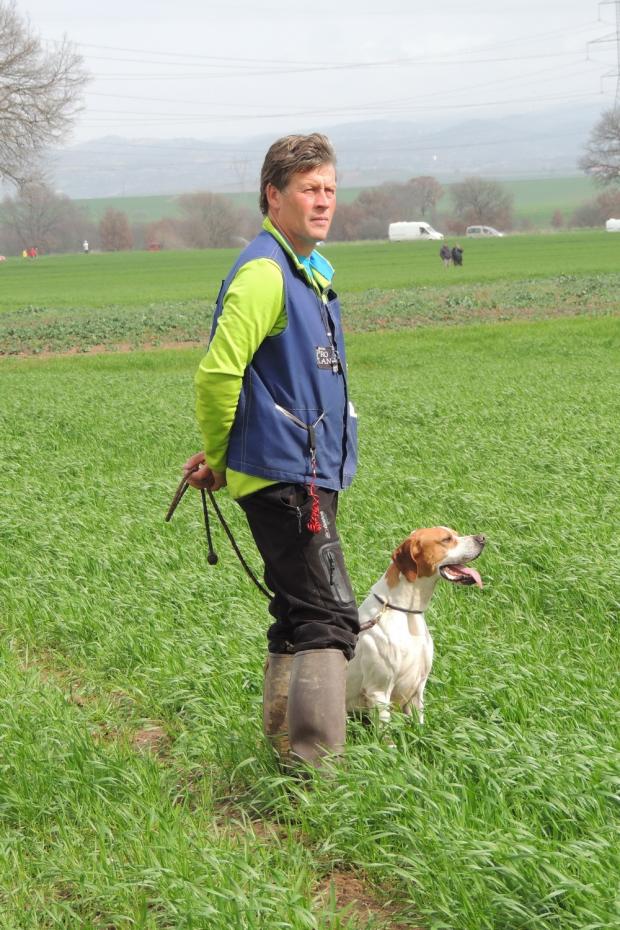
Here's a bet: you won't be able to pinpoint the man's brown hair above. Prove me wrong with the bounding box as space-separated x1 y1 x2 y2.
259 133 336 215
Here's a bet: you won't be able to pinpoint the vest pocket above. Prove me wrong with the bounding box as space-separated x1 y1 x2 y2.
274 404 325 458
275 404 324 433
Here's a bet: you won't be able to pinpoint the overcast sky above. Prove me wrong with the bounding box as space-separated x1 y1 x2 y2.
18 0 619 146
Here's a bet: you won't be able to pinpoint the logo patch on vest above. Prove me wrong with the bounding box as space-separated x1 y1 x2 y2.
316 345 340 372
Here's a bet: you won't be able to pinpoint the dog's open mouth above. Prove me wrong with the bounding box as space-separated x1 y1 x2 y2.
439 564 483 588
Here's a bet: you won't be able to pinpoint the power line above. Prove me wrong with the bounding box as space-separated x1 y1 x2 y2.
86 50 590 82
82 59 601 118
75 90 605 126
70 20 602 66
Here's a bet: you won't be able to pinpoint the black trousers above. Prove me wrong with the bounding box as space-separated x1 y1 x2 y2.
237 483 359 659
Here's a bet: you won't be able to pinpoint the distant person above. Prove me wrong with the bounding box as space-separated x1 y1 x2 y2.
83 239 89 254
452 244 463 266
27 247 37 259
439 243 452 268
22 249 27 259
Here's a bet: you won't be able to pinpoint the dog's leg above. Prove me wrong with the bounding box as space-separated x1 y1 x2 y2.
363 691 392 725
402 695 422 724
403 679 428 725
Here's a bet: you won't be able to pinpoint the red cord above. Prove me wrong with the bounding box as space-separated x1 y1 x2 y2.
306 456 322 534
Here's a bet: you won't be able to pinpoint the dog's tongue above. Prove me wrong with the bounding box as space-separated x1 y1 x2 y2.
453 565 483 588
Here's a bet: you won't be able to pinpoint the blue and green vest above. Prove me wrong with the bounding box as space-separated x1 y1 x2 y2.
210 231 357 490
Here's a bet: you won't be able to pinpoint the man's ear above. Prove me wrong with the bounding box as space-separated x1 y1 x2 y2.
265 182 282 212
390 539 418 582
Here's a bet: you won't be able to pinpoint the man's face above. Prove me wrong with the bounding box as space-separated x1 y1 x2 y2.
266 162 336 256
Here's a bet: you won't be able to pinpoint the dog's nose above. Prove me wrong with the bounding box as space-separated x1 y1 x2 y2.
474 534 486 545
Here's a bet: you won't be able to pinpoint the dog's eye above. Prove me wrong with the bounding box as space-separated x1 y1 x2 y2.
441 537 453 545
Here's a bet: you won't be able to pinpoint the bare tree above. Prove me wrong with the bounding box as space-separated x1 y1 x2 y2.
594 187 620 219
0 2 88 185
451 177 513 229
580 109 620 185
328 201 367 242
570 201 606 228
329 178 445 241
177 191 244 248
355 185 402 234
550 209 564 229
99 208 133 251
0 179 92 253
568 188 620 228
144 217 186 250
406 176 444 217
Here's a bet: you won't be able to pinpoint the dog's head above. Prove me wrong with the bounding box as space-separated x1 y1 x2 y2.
387 526 485 588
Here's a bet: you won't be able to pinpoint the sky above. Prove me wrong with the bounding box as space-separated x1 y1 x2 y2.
16 0 620 147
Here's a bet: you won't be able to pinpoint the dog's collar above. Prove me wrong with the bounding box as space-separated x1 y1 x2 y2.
372 593 425 615
358 594 424 632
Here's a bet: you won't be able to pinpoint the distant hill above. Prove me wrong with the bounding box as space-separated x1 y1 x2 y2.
46 102 601 200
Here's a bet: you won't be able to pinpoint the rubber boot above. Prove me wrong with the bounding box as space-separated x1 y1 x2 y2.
262 653 293 760
288 649 347 768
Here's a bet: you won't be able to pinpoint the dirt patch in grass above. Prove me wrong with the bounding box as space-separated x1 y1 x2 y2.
19 647 172 758
9 339 205 359
213 799 290 843
315 869 423 929
131 723 170 756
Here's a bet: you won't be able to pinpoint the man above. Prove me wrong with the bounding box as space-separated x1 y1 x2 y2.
183 134 359 768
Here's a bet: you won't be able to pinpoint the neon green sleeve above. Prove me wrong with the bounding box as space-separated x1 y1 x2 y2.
195 258 285 473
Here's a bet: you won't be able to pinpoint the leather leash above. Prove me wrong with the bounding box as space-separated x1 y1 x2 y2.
165 472 423 635
165 468 272 600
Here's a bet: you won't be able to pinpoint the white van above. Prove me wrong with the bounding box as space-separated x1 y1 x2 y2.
605 218 620 232
388 221 444 241
466 225 504 237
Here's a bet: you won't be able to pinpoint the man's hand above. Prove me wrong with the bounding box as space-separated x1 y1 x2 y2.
183 451 227 492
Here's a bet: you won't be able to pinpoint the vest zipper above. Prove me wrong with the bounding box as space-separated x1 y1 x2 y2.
318 292 349 486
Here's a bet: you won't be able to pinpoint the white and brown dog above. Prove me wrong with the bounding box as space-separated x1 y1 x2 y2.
346 527 485 724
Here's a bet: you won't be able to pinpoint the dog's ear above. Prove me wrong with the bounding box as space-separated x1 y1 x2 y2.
390 539 418 583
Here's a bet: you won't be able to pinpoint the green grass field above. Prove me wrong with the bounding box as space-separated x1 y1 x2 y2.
1 236 619 928
499 176 598 225
1 232 618 356
1 230 618 312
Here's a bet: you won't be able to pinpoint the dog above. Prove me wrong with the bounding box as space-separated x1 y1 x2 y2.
346 527 485 725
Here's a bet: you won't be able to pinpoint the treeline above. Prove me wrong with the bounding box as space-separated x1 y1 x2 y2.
331 176 514 239
0 183 260 255
0 176 615 255
563 188 620 229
